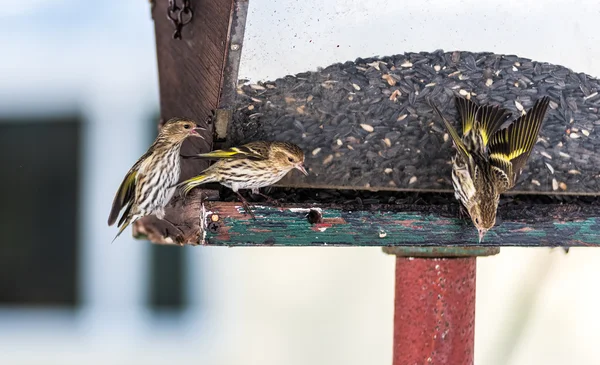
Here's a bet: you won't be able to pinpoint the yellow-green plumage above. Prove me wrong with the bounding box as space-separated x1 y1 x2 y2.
432 95 550 241
108 117 204 242
108 167 141 240
178 141 308 218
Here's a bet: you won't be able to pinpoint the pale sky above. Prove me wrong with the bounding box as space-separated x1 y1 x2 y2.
0 0 159 113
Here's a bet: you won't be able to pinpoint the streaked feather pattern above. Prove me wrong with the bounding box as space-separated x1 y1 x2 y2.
488 96 550 191
178 141 308 218
179 141 306 193
432 95 550 241
108 117 202 242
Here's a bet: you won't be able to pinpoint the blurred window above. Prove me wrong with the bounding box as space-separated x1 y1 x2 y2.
146 114 188 312
0 117 81 306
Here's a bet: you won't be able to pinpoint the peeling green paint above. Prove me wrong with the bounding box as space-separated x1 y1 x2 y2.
203 205 600 247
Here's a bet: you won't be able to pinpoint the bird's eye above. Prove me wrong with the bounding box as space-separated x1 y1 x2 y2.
288 157 294 163
183 124 190 129
474 218 480 224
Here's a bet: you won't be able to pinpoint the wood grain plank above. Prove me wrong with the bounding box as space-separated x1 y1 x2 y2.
134 0 236 242
199 201 600 247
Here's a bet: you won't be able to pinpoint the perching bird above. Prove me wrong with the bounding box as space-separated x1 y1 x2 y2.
108 117 205 242
432 95 550 242
178 141 308 218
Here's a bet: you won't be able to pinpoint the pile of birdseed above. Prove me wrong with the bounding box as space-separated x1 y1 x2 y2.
229 50 600 194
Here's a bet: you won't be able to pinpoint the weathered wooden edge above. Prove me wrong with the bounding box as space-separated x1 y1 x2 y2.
134 189 217 245
219 0 248 109
135 0 240 243
214 0 248 147
197 202 600 247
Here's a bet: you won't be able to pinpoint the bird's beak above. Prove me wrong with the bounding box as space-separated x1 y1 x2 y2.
478 228 488 243
295 163 309 176
189 126 206 138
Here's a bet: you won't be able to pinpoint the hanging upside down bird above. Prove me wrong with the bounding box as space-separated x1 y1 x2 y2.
431 95 550 242
178 141 308 218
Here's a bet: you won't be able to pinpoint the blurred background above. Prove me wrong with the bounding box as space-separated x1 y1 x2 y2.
1 1 600 364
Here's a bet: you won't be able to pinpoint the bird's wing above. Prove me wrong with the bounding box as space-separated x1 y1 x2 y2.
431 101 469 161
455 96 512 146
107 153 149 226
195 141 269 161
488 96 550 192
474 103 512 146
455 96 479 137
108 168 138 226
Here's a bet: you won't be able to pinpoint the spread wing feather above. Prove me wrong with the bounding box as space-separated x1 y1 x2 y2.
488 96 550 192
431 102 470 161
474 103 512 146
455 96 479 137
455 96 512 146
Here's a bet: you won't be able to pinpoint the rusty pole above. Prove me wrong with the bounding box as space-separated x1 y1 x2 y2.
383 247 499 365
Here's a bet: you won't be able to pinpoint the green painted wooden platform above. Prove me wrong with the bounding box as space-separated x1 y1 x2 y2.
197 202 600 248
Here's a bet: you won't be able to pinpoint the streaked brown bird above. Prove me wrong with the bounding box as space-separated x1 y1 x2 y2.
178 141 308 218
108 117 204 242
432 95 550 242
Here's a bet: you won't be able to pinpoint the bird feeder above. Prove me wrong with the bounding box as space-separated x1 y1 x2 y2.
136 1 600 364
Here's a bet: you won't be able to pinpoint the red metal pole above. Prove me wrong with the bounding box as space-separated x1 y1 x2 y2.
393 257 476 365
383 247 499 365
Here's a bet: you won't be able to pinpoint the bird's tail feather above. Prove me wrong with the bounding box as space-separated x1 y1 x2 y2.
117 203 133 228
112 218 132 243
112 213 140 243
177 174 216 197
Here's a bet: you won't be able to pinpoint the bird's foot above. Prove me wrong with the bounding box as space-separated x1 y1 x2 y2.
163 219 186 245
255 192 282 207
236 191 257 220
178 187 198 205
243 203 257 220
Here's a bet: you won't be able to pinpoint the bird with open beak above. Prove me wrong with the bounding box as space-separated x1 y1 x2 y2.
108 117 205 242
